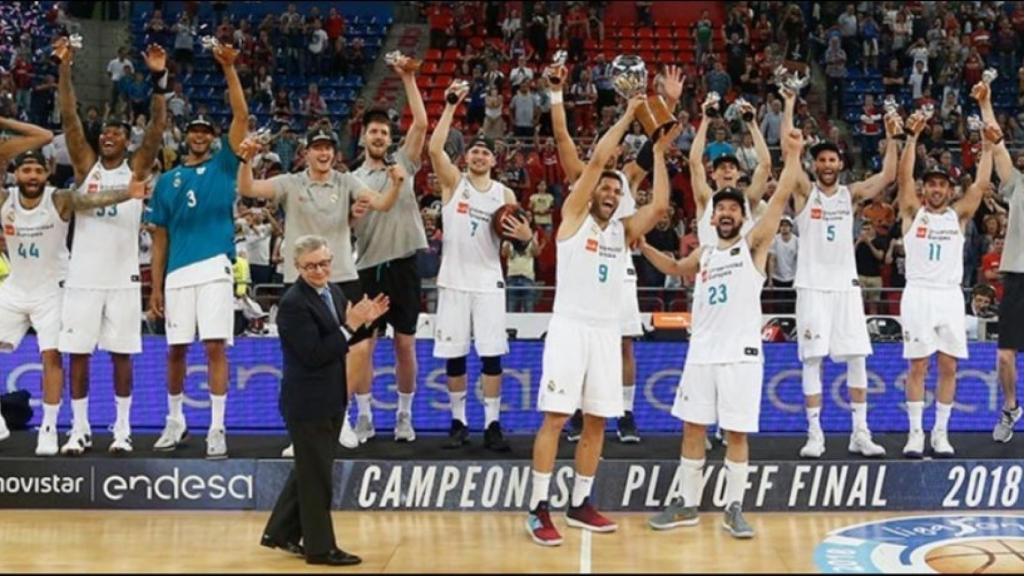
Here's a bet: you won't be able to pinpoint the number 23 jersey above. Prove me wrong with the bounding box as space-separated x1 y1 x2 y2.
689 239 764 364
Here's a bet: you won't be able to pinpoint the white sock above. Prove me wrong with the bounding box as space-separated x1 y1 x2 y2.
449 390 467 425
529 471 552 510
806 407 823 434
71 396 89 431
571 474 594 507
356 393 373 421
622 385 636 412
724 459 750 508
935 402 952 431
851 402 867 431
397 392 414 415
483 396 501 427
209 393 226 430
42 402 60 430
907 400 924 433
115 395 132 431
168 393 184 421
680 457 704 508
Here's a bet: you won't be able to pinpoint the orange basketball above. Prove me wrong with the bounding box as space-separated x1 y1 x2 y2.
491 204 529 239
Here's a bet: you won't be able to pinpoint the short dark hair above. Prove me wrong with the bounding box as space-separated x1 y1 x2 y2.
362 109 391 130
599 170 623 187
972 283 997 300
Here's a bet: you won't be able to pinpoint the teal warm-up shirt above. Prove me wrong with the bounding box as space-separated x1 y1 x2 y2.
146 137 240 275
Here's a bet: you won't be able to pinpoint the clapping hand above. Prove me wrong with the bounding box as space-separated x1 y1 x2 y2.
346 295 391 328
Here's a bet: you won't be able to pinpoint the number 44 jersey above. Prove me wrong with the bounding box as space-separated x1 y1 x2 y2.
1 185 70 295
689 239 765 365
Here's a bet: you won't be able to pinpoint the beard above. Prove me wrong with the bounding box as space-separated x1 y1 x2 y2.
716 220 741 240
18 181 45 198
816 171 838 187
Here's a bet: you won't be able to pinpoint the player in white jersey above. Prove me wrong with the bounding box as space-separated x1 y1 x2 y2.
53 41 167 455
525 97 675 546
428 81 533 451
547 63 683 443
896 110 996 457
780 85 900 459
0 150 146 455
645 128 804 539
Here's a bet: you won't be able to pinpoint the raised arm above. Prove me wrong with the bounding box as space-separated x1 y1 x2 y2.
660 65 683 114
971 80 1016 184
357 163 408 212
428 81 468 204
547 65 585 182
212 43 248 153
743 100 772 204
625 125 681 243
689 98 715 207
898 112 925 222
957 123 997 222
780 88 812 199
132 45 169 180
851 114 901 202
0 118 54 168
749 128 803 259
52 37 94 181
235 137 278 199
396 55 428 160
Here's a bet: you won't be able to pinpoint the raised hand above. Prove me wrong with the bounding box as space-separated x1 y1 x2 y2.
655 122 683 152
445 80 470 107
52 36 73 66
983 122 1004 145
143 44 167 73
625 94 646 117
545 64 568 91
782 128 804 157
970 81 990 104
212 43 240 67
905 112 927 137
663 64 684 102
237 136 260 162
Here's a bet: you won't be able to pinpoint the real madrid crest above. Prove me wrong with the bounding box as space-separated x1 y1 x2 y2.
920 214 929 225
173 174 181 188
330 194 338 203
196 167 206 176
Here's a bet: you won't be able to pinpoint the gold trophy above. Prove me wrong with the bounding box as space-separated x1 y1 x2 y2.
385 50 421 73
610 55 676 138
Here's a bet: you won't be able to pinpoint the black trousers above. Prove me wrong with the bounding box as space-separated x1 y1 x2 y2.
264 414 343 558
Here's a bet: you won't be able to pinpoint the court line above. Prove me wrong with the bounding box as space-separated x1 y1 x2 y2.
579 530 592 574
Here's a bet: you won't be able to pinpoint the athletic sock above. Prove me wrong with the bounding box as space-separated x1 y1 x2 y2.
209 393 226 430
114 395 132 431
680 457 705 508
571 474 594 507
483 396 501 427
168 393 184 421
355 393 373 422
71 396 89 431
850 402 868 431
449 390 467 425
806 406 823 435
397 392 414 416
42 402 60 430
907 401 924 433
529 471 552 511
622 385 636 412
935 402 952 431
724 459 750 508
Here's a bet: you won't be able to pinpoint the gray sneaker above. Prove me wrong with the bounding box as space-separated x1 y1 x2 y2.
394 412 416 443
206 427 228 460
649 498 699 530
993 406 1023 443
722 502 754 539
354 415 376 444
153 416 188 452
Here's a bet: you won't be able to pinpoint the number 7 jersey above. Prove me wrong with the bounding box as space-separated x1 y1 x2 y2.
689 239 764 364
437 176 509 293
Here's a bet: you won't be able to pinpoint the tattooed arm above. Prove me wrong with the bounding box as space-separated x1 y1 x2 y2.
52 179 147 221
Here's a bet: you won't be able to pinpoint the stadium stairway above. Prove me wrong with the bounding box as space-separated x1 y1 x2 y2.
68 17 132 112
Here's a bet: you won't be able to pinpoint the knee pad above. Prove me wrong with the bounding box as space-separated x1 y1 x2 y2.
481 355 502 376
802 357 823 396
846 356 868 389
446 357 467 378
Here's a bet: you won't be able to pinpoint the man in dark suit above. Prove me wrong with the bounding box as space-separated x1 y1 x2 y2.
261 235 389 566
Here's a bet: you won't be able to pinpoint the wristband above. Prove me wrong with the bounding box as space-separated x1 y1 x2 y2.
150 69 171 95
236 154 248 164
550 91 563 105
994 137 1005 145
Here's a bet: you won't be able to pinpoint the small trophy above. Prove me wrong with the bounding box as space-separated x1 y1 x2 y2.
200 35 220 51
967 114 984 133
253 127 273 146
544 50 568 85
883 95 899 118
919 103 935 121
51 33 83 64
384 50 421 73
734 96 754 122
446 79 469 105
611 55 676 138
703 91 721 118
982 68 998 85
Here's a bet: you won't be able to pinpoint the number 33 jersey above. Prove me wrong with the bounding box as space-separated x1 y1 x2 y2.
689 239 764 365
1 185 70 295
552 214 626 327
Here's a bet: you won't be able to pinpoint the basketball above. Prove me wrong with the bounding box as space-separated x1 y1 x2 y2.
924 539 1024 573
491 204 529 239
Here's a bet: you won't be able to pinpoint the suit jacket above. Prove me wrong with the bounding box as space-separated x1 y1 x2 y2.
277 278 350 422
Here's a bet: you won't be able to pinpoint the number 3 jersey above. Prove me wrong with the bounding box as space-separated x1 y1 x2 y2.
794 184 858 291
904 207 963 288
689 239 764 364
437 176 508 293
553 214 627 327
66 161 143 290
1 185 70 295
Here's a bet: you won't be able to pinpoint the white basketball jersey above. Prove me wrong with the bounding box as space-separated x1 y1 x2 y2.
437 176 508 293
688 239 764 364
610 170 639 284
66 161 143 289
2 186 70 295
553 214 627 326
698 195 755 246
794 185 859 291
904 207 963 288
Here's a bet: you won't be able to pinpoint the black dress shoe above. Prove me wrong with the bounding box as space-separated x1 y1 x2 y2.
306 548 362 566
260 534 304 556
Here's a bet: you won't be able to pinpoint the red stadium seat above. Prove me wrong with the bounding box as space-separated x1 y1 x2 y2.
426 88 446 103
443 48 461 61
655 27 675 40
638 50 655 63
425 49 442 61
434 75 453 87
416 75 433 89
637 28 654 39
426 103 445 118
618 39 636 51
637 38 654 50
469 36 485 50
421 61 439 75
437 61 457 74
656 38 676 52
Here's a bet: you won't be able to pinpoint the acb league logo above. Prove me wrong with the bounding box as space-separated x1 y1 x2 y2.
815 514 1024 573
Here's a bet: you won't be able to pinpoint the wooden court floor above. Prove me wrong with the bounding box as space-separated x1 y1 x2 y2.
0 509 959 573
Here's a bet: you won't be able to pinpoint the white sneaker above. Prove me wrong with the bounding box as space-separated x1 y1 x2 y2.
394 412 416 442
354 414 375 444
281 444 294 457
109 425 133 454
0 415 10 442
930 428 955 458
800 430 826 459
903 430 926 459
339 414 359 449
35 425 58 456
153 416 188 451
206 427 228 460
60 426 93 456
848 428 886 457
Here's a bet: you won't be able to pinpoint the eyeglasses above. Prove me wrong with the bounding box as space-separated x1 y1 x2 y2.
299 258 333 272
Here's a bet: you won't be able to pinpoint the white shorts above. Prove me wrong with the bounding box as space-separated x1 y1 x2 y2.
165 280 235 347
672 362 763 433
0 286 62 352
537 315 623 418
59 287 142 354
796 288 873 361
621 278 643 337
900 284 968 360
433 287 508 358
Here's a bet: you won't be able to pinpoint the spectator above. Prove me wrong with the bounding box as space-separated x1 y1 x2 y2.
528 180 555 232
735 132 758 174
705 126 736 162
908 60 931 102
858 94 883 166
860 13 880 72
623 122 647 158
171 14 195 76
759 98 783 148
569 69 597 137
855 225 887 314
503 215 543 313
106 48 134 104
299 83 327 121
982 236 1005 300
127 71 151 120
324 7 345 41
705 61 732 101
824 37 847 118
307 17 330 75
510 56 534 90
692 10 714 63
501 8 521 42
882 58 905 96
863 195 895 236
639 210 681 288
482 86 505 140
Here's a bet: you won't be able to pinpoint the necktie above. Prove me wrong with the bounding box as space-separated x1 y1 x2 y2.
319 289 338 322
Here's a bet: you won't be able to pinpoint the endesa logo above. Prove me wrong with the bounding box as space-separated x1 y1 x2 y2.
101 467 254 502
810 208 823 220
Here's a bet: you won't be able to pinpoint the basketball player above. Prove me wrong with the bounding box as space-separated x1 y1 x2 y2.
525 98 675 546
52 40 167 455
347 53 429 446
146 42 249 459
0 149 147 454
780 86 899 458
974 79 1024 443
645 128 804 539
897 110 995 457
428 81 533 451
547 63 682 443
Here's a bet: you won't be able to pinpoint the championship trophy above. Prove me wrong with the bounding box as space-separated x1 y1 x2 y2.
611 55 675 138
702 91 721 118
543 50 568 86
774 65 809 96
200 35 220 51
982 68 998 85
446 79 469 105
734 96 754 122
385 50 421 73
51 33 82 64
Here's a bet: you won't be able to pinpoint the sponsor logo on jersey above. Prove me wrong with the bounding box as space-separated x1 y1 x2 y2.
88 183 99 194
586 238 599 252
811 208 823 219
3 225 13 236
730 247 741 256
457 202 469 214
744 347 759 357
916 227 927 238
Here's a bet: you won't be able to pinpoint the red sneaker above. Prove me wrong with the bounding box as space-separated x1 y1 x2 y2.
526 502 563 546
566 498 618 533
